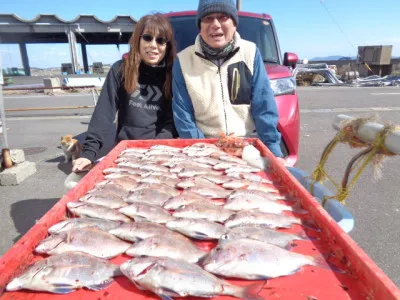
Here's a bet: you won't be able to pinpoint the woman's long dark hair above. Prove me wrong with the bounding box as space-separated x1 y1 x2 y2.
123 13 176 100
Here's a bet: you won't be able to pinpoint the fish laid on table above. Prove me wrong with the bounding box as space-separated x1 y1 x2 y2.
119 203 174 224
187 186 232 199
117 161 143 170
6 252 122 294
218 155 248 165
193 156 223 166
238 173 273 184
199 174 232 184
212 162 236 171
229 189 285 201
222 179 251 189
176 177 217 189
103 166 143 175
88 183 129 198
139 175 179 187
67 202 132 222
166 218 227 240
173 202 234 223
48 218 123 234
163 191 219 210
109 222 184 242
131 183 180 197
121 256 263 300
118 151 145 159
170 162 211 173
224 210 303 229
96 176 139 191
79 194 128 209
246 182 281 194
149 144 182 152
126 234 206 263
121 147 148 154
224 195 306 214
141 171 179 179
35 227 131 259
104 173 142 181
203 238 329 280
225 165 261 173
178 167 220 178
220 225 309 248
125 188 171 206
139 163 170 173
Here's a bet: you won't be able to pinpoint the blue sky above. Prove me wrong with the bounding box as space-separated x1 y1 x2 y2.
1 0 399 68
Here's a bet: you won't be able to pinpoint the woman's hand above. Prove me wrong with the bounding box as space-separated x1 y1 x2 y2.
72 158 92 173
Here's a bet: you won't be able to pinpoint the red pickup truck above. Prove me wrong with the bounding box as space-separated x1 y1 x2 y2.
167 11 300 166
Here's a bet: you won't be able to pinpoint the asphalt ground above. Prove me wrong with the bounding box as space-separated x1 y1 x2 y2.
1 86 400 288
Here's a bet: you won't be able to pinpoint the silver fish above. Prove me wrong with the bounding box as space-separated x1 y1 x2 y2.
246 183 281 194
126 189 171 206
79 195 128 209
178 167 220 178
229 189 285 201
67 202 132 223
48 218 123 234
213 162 235 171
109 222 184 242
166 218 227 240
35 227 131 259
119 203 174 224
104 173 142 181
139 175 179 187
225 165 261 173
224 196 305 214
141 154 173 162
89 182 129 198
225 210 302 229
200 174 231 184
163 192 218 210
239 173 273 184
149 145 182 152
219 155 248 165
97 177 139 191
126 234 206 263
193 156 223 166
121 256 263 300
170 162 211 173
140 163 170 173
117 161 143 169
104 166 143 175
176 177 217 189
173 202 234 223
141 171 178 179
220 225 309 248
118 151 145 158
187 186 232 199
203 238 326 280
121 147 148 154
6 252 121 294
222 179 251 189
131 183 180 197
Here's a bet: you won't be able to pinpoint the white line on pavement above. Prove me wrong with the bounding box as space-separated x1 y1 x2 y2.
370 93 400 95
3 94 92 99
301 107 400 113
6 115 91 121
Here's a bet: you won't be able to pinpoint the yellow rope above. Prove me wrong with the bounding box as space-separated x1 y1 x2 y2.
310 121 397 205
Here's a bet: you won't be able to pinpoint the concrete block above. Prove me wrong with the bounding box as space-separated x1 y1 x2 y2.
43 77 61 95
0 161 37 186
10 149 25 164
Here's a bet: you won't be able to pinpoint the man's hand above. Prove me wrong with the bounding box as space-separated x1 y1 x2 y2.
72 158 92 173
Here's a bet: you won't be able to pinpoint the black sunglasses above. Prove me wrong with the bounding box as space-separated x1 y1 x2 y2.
141 34 168 46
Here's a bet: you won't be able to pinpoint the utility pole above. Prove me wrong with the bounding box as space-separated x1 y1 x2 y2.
236 0 241 11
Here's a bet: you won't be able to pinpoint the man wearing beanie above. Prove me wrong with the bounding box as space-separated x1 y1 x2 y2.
172 0 283 158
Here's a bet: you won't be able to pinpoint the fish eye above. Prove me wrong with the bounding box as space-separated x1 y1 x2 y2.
215 247 222 252
221 234 229 240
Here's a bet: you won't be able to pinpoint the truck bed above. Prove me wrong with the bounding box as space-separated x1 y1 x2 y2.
0 139 399 300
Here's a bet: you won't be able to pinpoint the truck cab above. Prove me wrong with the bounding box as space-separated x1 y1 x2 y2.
166 11 300 166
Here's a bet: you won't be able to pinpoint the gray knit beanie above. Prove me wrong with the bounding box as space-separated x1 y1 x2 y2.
196 0 239 28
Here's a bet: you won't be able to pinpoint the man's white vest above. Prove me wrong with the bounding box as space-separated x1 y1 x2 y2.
177 33 257 138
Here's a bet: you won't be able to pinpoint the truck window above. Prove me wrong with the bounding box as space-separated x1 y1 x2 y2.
169 15 280 64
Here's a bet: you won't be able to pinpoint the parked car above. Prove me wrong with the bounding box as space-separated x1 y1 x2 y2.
167 11 300 166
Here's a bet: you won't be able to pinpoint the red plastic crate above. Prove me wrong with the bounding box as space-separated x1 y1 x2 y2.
0 138 399 300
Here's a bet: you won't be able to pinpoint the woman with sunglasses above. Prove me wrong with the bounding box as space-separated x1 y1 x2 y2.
70 13 177 176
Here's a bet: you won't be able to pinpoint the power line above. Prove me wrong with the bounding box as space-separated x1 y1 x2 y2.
319 0 355 51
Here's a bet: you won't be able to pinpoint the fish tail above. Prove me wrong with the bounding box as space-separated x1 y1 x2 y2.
290 202 309 215
231 281 266 300
310 255 346 274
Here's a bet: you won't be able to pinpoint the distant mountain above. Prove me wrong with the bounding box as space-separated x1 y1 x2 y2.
310 55 356 61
